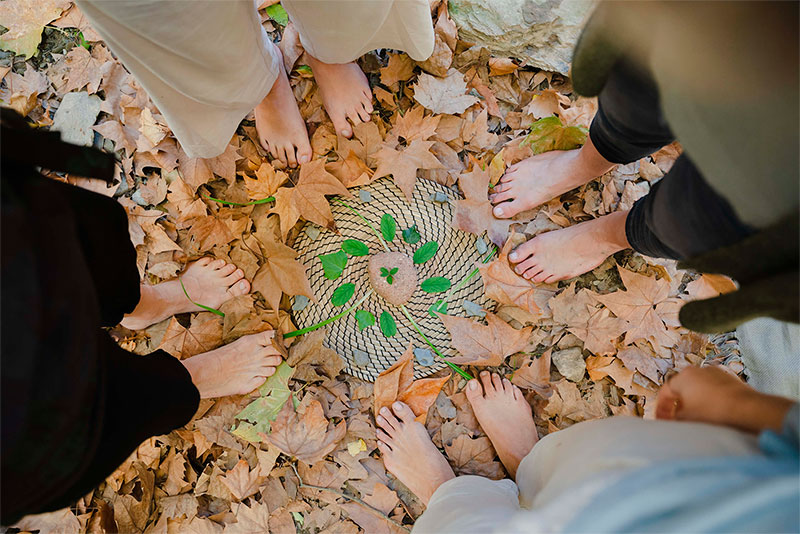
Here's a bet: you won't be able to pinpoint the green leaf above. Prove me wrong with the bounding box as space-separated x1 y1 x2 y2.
402 225 421 244
232 361 294 442
523 116 588 155
381 213 396 242
355 310 376 330
265 3 289 25
380 267 389 276
428 299 448 317
386 275 394 284
295 64 312 75
331 283 356 306
413 241 439 264
380 311 397 337
320 250 348 280
389 267 399 275
421 276 451 293
342 239 370 256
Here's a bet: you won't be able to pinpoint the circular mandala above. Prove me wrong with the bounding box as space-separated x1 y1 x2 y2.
290 177 495 381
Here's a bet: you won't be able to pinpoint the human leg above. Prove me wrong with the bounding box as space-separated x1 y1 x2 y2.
78 0 311 165
492 57 675 220
120 258 250 330
282 0 434 137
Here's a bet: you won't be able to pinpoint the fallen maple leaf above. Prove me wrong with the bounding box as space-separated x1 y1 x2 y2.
286 328 344 382
439 312 533 366
220 459 262 501
511 349 551 393
685 273 738 300
265 396 346 465
159 314 222 359
392 105 441 144
592 267 681 349
443 434 504 479
269 158 351 240
251 236 314 313
178 143 241 193
244 161 288 200
452 166 511 246
488 58 519 76
478 235 543 317
379 52 416 88
568 307 627 356
325 150 373 188
372 139 444 200
413 68 479 115
0 0 70 57
373 345 449 423
523 89 570 120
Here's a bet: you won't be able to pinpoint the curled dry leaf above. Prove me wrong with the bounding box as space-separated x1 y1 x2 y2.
478 234 543 317
244 161 289 200
439 312 533 366
265 395 346 465
373 345 449 423
372 139 444 200
488 57 519 77
452 166 511 246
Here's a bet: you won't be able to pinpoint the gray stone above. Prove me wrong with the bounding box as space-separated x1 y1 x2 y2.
429 191 450 203
449 0 596 75
461 299 486 318
292 295 310 312
51 91 102 147
304 224 321 240
552 347 586 382
353 348 371 368
475 236 489 255
358 190 372 202
435 394 457 419
414 347 435 367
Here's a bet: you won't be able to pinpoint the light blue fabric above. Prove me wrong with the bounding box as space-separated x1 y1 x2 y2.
564 405 800 533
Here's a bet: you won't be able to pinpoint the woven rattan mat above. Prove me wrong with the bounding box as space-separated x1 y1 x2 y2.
290 177 495 381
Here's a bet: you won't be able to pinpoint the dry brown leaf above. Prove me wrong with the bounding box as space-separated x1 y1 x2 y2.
230 501 272 532
523 89 569 120
392 105 441 144
0 0 70 57
685 273 737 300
220 459 263 501
2 68 49 116
178 143 241 193
265 396 346 465
379 53 416 89
373 345 449 423
511 348 551 393
488 58 519 76
440 312 533 366
325 151 373 188
270 158 351 240
244 161 288 200
251 235 314 313
443 434 504 479
286 328 344 382
159 314 223 359
413 69 479 115
452 166 511 246
478 235 543 317
372 139 444 200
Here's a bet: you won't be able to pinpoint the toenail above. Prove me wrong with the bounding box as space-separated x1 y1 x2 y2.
377 416 385 424
299 155 310 164
469 381 478 390
381 408 390 416
481 371 489 377
495 208 504 216
393 402 403 411
509 252 518 261
239 281 247 288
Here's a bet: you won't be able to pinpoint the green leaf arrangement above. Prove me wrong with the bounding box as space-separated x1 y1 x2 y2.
523 116 588 155
320 250 348 280
355 310 376 330
413 241 439 264
380 266 399 285
380 213 397 242
342 239 369 256
331 283 356 306
402 225 421 244
421 276 451 293
379 311 397 337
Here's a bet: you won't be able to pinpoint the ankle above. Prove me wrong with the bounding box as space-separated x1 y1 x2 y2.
573 136 616 182
597 210 631 252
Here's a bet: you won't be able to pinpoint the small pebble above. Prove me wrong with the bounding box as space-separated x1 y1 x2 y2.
461 299 486 318
414 348 435 367
435 395 457 419
475 236 488 255
429 191 449 203
292 295 310 312
359 190 372 202
305 225 321 240
353 349 371 368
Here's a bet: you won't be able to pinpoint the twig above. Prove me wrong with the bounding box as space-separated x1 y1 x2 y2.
290 464 410 532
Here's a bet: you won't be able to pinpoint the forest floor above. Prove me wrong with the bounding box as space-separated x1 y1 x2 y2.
2 1 742 532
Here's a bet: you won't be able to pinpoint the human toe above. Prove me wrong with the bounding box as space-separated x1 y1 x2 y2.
493 198 526 219
227 279 250 297
210 259 227 270
284 144 298 168
491 373 505 392
217 263 237 277
330 111 352 138
533 270 552 283
508 241 536 264
391 402 415 424
479 371 495 395
490 191 514 204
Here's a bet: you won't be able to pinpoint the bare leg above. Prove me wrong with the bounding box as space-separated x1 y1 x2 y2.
255 48 313 167
465 372 539 479
510 210 631 283
121 258 250 330
305 54 374 138
491 136 616 219
182 331 282 398
376 402 455 505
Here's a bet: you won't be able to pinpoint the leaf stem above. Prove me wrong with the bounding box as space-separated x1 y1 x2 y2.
284 289 373 339
333 198 390 252
180 278 225 317
399 305 473 381
203 194 275 207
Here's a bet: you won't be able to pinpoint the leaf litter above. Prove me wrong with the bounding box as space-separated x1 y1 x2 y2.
4 1 744 531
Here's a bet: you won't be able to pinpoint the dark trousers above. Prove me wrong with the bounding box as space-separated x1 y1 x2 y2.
590 58 754 259
1 118 200 524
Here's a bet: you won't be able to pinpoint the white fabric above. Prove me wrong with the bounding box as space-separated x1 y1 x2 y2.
78 0 434 158
738 318 800 401
413 416 761 534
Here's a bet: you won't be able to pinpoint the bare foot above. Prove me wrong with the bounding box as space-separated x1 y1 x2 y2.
491 137 615 219
255 49 312 167
376 402 455 505
306 54 374 138
465 372 538 479
121 258 250 330
182 331 282 398
509 211 630 284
